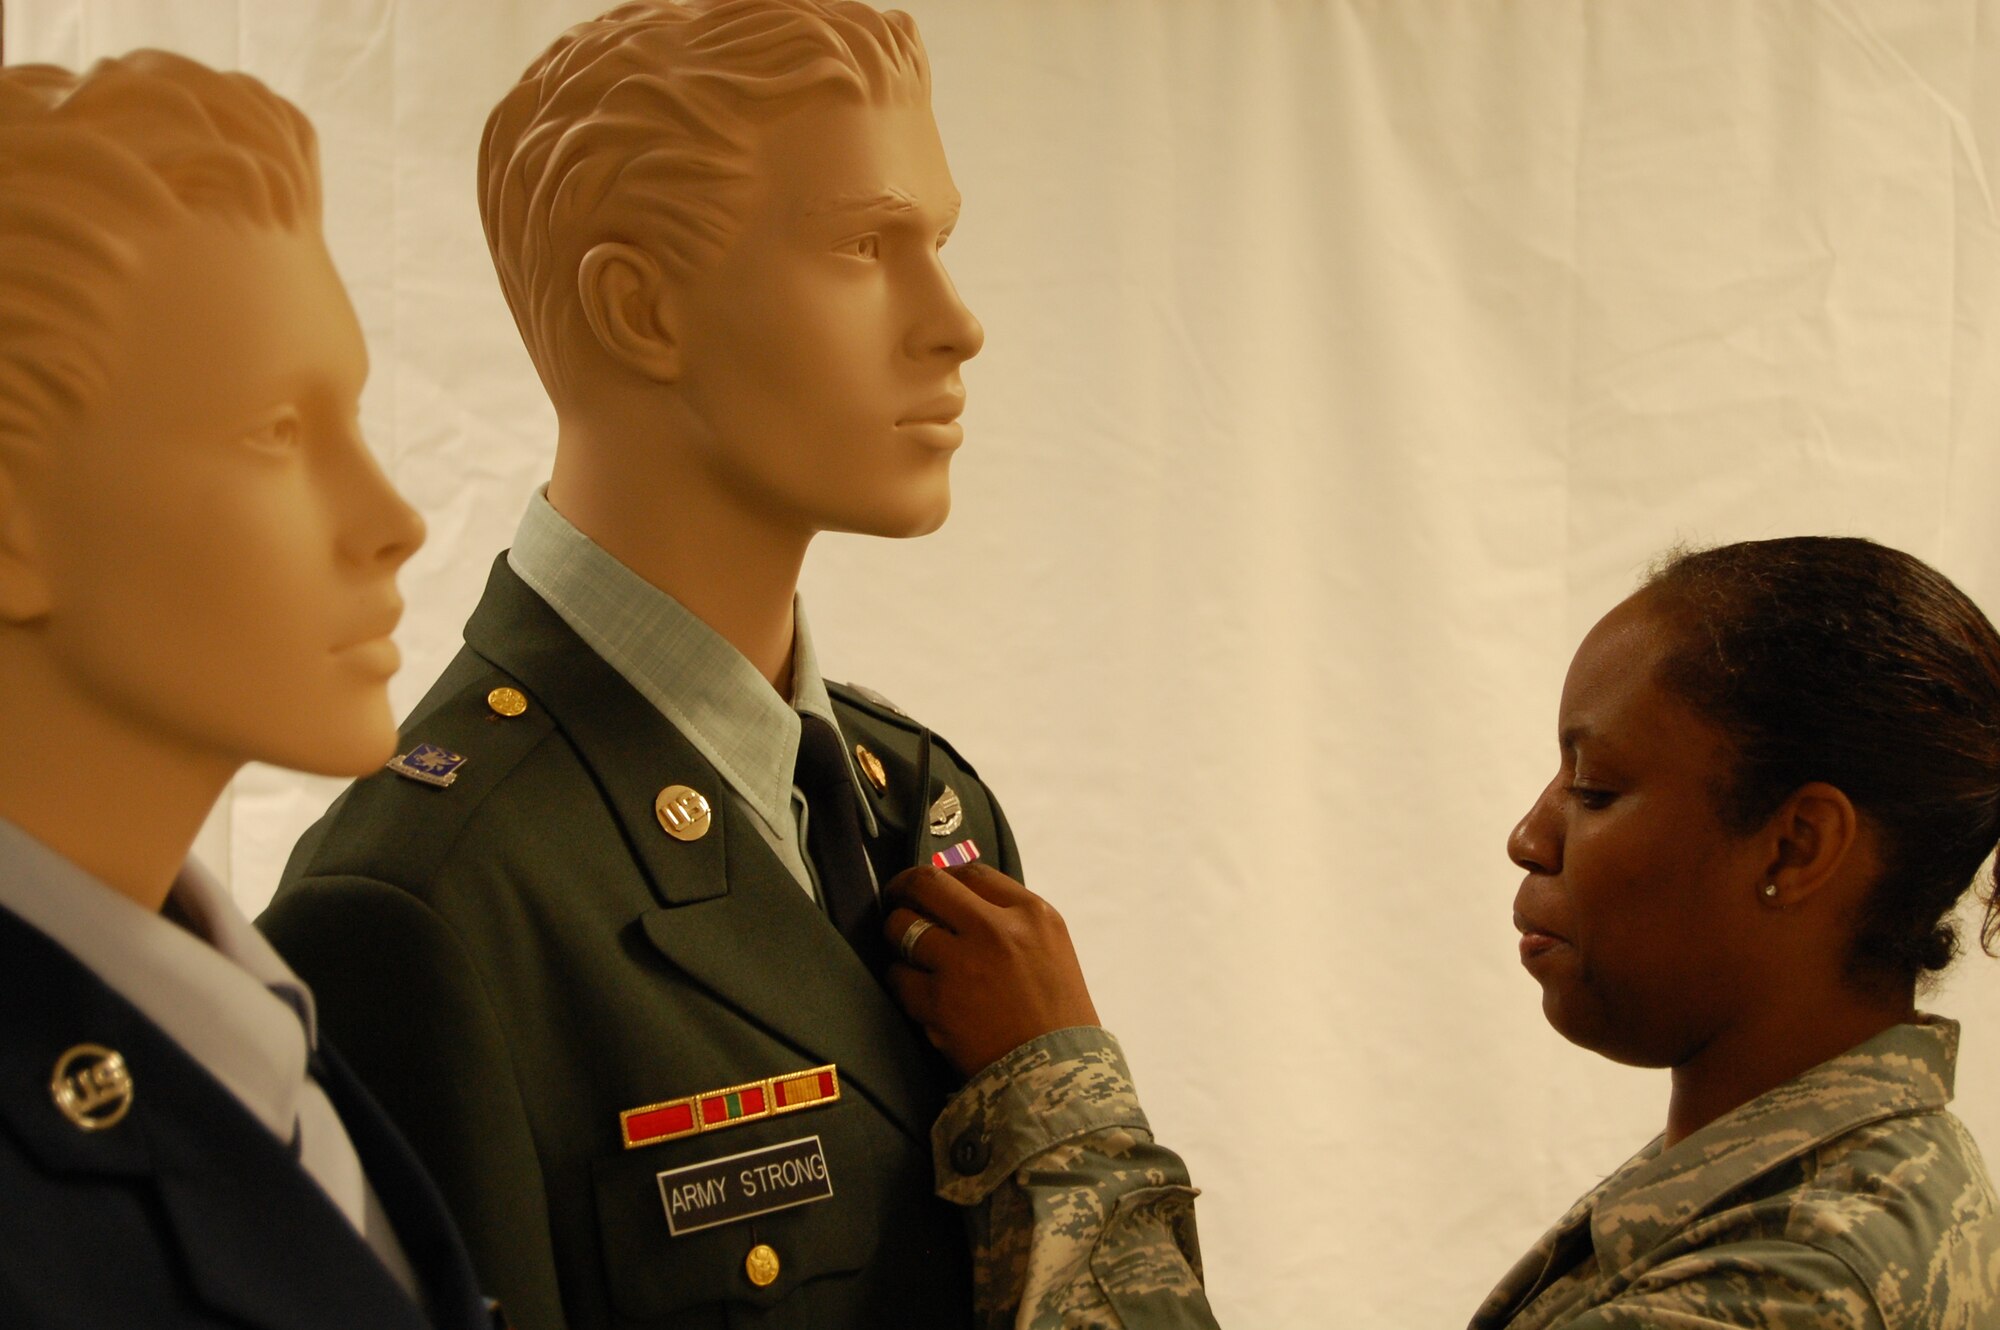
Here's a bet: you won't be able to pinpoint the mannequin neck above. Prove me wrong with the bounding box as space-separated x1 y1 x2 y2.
0 637 231 912
546 427 809 696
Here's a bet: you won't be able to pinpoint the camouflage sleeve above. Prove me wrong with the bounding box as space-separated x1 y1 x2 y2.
932 1027 1216 1330
1554 1241 1885 1330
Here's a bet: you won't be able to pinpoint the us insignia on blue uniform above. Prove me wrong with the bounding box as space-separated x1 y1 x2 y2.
51 1043 132 1131
931 839 980 869
386 743 467 788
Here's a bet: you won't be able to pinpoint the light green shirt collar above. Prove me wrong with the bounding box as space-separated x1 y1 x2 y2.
507 487 874 841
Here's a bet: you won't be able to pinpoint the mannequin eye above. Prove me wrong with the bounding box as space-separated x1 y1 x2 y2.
243 413 304 454
837 234 881 261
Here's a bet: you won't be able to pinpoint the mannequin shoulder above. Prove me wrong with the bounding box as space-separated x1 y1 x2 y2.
283 651 562 888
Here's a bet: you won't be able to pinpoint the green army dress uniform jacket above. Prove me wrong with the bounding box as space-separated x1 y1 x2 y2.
259 557 1017 1330
1473 1016 2000 1330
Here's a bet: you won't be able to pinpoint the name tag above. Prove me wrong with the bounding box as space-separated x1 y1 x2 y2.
654 1135 834 1236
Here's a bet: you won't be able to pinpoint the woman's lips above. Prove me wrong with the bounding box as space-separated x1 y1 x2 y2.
1518 931 1565 964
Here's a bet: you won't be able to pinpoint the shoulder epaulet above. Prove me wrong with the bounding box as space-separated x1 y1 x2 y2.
828 680 918 731
827 680 987 782
291 649 557 886
923 728 983 782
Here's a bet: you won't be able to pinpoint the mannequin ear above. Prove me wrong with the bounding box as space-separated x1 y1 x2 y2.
0 462 51 623
1761 781 1862 907
577 242 682 383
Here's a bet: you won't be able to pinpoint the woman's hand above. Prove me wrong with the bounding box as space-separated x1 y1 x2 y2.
882 863 1101 1077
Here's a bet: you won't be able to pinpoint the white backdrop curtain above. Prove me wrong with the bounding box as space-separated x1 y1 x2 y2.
10 2 2000 1324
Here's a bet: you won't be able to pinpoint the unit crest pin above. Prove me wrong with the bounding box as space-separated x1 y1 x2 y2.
854 744 889 795
387 742 467 788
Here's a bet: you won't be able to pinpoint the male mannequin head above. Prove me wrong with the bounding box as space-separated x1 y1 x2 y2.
0 53 424 905
481 0 983 611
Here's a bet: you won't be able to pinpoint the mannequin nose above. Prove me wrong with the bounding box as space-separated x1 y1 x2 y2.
933 291 984 363
334 426 425 569
909 259 984 364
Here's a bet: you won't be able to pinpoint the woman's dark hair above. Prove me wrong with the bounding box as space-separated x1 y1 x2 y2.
1642 536 2000 988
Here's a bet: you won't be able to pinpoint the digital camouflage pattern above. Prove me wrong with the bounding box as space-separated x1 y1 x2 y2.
1474 1016 2000 1329
935 1027 1214 1329
941 1019 1998 1328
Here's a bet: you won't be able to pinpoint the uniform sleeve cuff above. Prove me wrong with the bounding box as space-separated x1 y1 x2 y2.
930 1027 1150 1204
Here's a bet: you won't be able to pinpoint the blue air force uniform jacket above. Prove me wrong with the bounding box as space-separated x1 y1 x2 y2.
259 557 1019 1330
0 902 497 1329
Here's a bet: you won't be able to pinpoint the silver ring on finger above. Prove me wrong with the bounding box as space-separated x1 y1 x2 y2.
897 916 937 964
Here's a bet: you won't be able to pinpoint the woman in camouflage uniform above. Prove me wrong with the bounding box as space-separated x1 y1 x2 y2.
888 535 2000 1329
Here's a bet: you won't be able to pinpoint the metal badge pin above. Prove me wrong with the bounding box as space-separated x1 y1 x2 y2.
926 786 963 838
853 743 889 795
51 1044 133 1131
386 742 467 788
654 784 712 842
486 686 528 718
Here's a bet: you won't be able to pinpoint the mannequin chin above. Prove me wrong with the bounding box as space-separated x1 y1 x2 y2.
824 463 955 541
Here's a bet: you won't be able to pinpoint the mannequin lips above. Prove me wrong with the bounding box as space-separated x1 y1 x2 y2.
337 637 402 677
897 395 965 450
334 603 404 675
897 393 965 426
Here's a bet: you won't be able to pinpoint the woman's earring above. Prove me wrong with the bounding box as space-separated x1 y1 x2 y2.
1760 883 1780 900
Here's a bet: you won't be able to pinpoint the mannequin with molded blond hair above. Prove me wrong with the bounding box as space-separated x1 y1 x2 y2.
0 50 500 1330
257 3 1177 1328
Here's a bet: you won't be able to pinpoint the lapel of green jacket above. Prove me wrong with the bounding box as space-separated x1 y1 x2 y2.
463 557 939 1144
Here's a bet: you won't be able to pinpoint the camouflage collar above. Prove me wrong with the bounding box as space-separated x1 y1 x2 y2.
1585 1016 1959 1274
